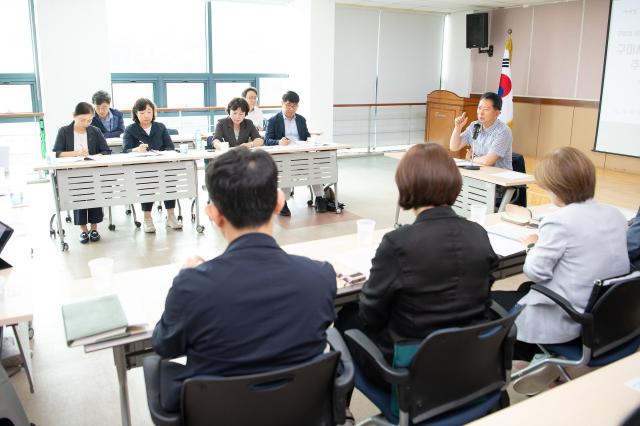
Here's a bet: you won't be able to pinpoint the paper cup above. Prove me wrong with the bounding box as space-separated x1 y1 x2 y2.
469 205 487 225
357 219 376 246
88 257 114 289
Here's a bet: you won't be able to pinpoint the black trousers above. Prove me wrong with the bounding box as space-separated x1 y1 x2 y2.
141 200 175 212
73 208 103 226
335 303 390 390
492 282 581 361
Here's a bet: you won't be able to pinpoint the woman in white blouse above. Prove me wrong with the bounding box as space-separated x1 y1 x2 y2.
493 147 629 390
242 87 264 131
52 102 111 244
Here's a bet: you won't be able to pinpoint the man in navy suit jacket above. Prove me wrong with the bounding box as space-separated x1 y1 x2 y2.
152 147 337 413
91 90 125 138
265 91 328 216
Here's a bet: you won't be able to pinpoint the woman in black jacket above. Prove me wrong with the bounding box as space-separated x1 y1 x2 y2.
52 102 111 244
122 98 181 233
336 143 499 388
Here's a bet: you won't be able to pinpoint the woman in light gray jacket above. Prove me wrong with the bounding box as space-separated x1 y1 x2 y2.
493 147 629 362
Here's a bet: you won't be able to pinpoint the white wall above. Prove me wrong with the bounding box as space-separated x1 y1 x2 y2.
441 11 472 97
290 0 335 142
33 0 112 148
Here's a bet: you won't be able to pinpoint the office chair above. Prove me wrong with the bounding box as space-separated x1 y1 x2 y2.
510 152 527 208
143 328 354 426
511 270 640 382
0 365 31 426
344 304 520 426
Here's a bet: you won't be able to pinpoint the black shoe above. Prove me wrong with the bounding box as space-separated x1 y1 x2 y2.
315 196 328 213
79 231 89 244
280 201 291 217
89 230 101 242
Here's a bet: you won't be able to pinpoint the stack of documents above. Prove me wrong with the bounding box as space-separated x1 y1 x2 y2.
484 222 536 256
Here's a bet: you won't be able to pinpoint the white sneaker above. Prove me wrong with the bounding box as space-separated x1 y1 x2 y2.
166 215 183 230
143 219 156 233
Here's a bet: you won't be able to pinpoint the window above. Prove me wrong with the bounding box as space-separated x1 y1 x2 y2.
106 0 207 73
215 82 251 107
211 1 291 73
111 83 154 110
0 0 34 73
166 83 205 108
258 78 290 106
0 85 33 113
161 116 210 136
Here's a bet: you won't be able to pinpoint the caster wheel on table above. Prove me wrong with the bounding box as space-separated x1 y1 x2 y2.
196 225 204 233
307 200 313 207
134 221 141 228
29 327 34 339
61 242 69 251
108 224 116 231
49 230 56 238
65 216 72 223
177 215 183 222
125 209 131 215
191 214 196 223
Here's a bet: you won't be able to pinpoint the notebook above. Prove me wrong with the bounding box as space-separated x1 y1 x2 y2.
61 294 146 347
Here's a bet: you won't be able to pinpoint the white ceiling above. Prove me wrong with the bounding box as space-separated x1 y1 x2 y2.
335 0 572 14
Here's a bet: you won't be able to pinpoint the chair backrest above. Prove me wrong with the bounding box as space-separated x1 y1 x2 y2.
0 366 30 426
586 271 640 357
167 128 179 135
181 351 340 426
510 152 527 207
403 310 519 424
511 152 525 174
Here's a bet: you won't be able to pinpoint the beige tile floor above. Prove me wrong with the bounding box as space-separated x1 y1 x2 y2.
1 154 638 425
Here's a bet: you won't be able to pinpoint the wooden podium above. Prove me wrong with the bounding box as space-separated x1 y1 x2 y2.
424 90 477 157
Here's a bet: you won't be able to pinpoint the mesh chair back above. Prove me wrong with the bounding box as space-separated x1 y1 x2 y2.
405 311 519 424
181 352 339 426
588 272 640 357
511 152 527 207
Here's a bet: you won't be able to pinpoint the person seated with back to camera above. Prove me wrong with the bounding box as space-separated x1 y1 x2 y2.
335 143 499 390
449 91 513 170
122 98 182 234
264 90 329 216
53 102 111 244
492 147 630 395
152 147 337 413
91 90 125 138
209 97 263 150
628 208 640 271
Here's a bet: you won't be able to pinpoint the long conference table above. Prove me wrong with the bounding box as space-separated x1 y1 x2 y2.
63 208 532 426
33 143 349 251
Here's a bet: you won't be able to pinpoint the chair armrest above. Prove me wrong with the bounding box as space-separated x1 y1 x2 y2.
142 355 180 426
529 285 593 326
344 329 410 385
489 300 509 318
327 328 355 424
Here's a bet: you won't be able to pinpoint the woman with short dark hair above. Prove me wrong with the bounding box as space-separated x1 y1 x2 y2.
52 102 111 244
122 98 181 233
335 143 499 387
209 97 263 151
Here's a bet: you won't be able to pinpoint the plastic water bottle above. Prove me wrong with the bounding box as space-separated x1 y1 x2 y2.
194 129 202 150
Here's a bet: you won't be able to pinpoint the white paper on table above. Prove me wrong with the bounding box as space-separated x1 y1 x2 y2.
488 234 525 256
118 295 149 328
491 171 527 180
337 246 377 279
454 159 473 167
55 157 85 164
485 222 537 242
625 377 640 392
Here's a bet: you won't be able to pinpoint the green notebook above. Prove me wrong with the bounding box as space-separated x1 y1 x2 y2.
61 294 129 347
